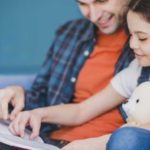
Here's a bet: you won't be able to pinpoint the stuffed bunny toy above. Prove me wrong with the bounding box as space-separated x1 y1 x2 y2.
122 81 150 126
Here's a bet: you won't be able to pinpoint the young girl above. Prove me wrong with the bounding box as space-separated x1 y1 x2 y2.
106 0 150 149
8 0 150 149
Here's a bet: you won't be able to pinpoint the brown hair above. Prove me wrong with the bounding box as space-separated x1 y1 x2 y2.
128 0 150 22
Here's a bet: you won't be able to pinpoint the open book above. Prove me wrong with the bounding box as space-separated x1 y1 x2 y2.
0 120 60 150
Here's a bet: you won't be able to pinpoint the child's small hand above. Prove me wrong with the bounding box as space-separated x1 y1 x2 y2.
8 110 42 140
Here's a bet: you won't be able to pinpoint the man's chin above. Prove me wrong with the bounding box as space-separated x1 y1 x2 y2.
98 24 120 35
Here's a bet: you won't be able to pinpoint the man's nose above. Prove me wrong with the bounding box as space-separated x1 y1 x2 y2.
89 5 102 22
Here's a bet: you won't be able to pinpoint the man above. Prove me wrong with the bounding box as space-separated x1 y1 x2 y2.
0 0 133 149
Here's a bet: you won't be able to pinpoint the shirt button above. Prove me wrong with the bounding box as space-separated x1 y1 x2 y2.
93 38 96 43
70 77 76 83
84 50 90 56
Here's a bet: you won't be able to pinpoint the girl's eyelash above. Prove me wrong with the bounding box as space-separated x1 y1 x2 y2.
139 38 147 41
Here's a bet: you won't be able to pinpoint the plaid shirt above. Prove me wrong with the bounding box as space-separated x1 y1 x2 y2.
25 18 97 109
25 18 134 132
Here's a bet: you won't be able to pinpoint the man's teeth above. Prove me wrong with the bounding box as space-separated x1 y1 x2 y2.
100 16 111 23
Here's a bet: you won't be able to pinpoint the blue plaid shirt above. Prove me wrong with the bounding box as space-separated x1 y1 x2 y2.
25 18 134 132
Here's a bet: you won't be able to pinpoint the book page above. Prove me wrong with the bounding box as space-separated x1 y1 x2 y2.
0 120 60 150
0 120 43 143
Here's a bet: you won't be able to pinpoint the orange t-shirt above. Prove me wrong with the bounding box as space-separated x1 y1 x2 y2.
50 28 128 141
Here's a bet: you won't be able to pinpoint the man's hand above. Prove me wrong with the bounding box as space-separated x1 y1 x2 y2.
61 134 111 150
9 110 42 140
0 86 25 120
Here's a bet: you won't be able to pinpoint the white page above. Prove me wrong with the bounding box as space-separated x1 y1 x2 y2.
0 120 43 143
0 120 60 150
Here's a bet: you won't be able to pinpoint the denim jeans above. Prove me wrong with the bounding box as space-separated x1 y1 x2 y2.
107 127 150 150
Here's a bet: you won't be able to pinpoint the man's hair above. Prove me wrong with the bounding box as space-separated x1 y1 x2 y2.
128 0 150 22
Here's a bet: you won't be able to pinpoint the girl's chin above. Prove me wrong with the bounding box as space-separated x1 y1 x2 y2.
137 59 150 67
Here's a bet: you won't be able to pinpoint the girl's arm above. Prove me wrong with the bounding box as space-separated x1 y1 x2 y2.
9 83 125 139
37 83 125 125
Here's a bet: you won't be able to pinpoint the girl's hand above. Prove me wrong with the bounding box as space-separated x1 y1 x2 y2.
9 110 42 140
